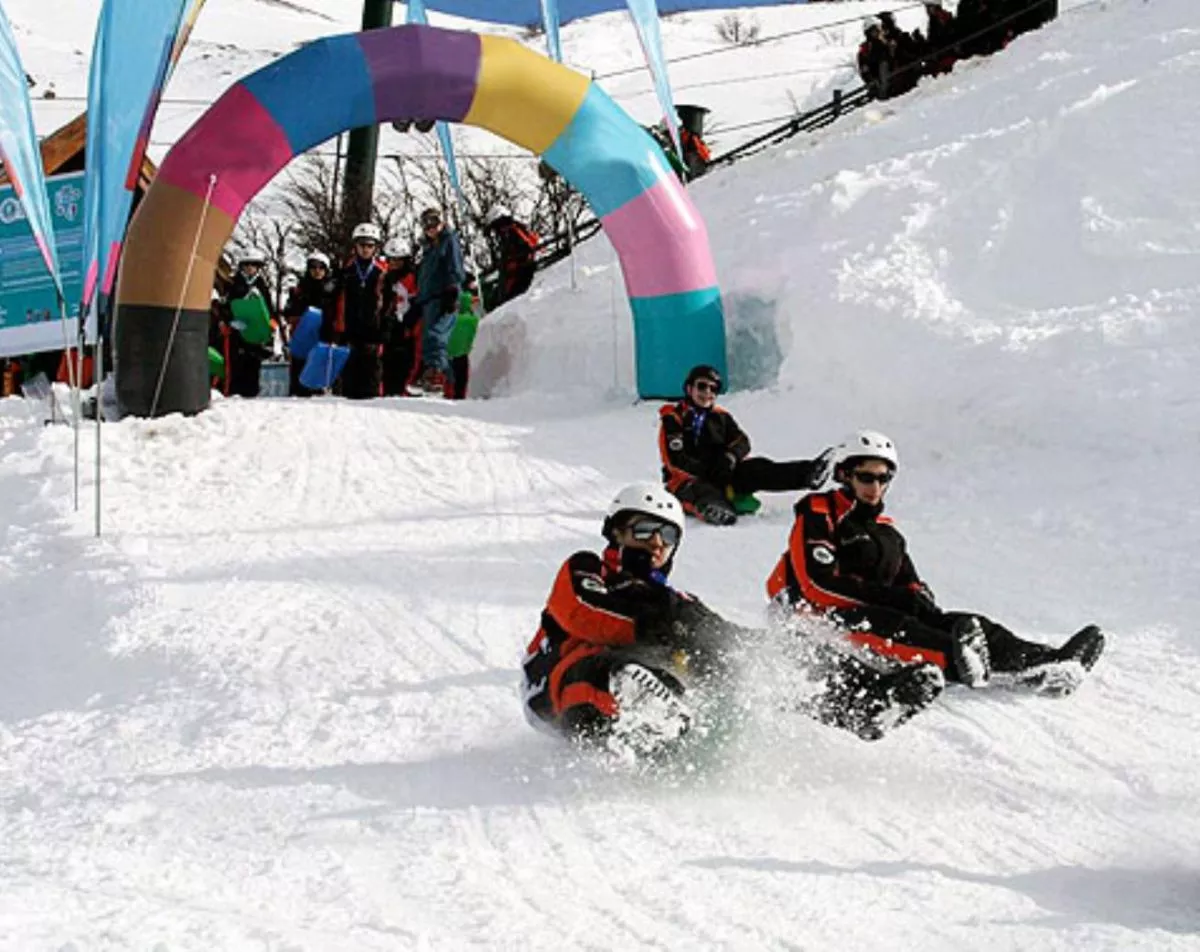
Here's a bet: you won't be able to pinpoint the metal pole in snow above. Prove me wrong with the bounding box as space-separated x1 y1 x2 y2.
94 327 103 538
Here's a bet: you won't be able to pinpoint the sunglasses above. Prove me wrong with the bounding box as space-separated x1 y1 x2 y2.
692 380 720 395
355 240 377 247
852 470 894 486
625 518 681 547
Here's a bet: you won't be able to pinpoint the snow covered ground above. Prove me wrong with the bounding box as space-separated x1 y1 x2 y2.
3 0 1200 948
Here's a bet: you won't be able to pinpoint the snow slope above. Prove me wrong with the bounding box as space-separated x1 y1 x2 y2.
18 0 971 158
3 0 1200 948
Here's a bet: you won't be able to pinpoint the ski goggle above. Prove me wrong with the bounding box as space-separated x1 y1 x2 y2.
625 518 681 547
852 470 894 486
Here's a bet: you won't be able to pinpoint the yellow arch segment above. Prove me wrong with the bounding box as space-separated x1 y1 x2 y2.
464 34 591 155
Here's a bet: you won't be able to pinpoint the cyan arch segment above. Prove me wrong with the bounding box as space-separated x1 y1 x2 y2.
114 24 725 417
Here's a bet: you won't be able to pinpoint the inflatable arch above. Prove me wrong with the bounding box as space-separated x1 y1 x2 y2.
115 24 727 416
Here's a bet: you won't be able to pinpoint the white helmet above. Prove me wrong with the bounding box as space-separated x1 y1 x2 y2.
836 429 898 470
602 482 685 543
863 16 882 33
487 206 512 227
306 251 330 268
239 248 267 266
351 222 381 243
383 238 408 258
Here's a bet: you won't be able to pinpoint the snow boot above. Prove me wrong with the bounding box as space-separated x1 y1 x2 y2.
608 663 693 758
950 615 991 688
1055 625 1105 670
1003 625 1105 698
856 662 945 741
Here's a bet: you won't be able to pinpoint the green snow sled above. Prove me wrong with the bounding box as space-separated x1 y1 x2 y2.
229 294 273 345
726 489 762 516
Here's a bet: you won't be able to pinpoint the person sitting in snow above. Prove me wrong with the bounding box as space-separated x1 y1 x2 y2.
658 364 835 526
522 483 943 756
765 430 1106 695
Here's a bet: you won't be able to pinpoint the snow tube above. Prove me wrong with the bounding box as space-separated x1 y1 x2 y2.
289 307 323 361
113 24 725 417
207 346 224 379
299 344 350 391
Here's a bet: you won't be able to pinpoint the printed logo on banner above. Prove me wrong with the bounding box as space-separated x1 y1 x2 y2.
0 171 86 358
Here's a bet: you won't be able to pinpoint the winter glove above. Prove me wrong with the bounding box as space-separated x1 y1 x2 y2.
700 499 738 526
805 446 837 490
440 287 459 315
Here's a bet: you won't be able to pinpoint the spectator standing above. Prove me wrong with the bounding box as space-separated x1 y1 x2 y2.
414 207 465 394
380 241 421 396
225 249 274 398
446 274 482 400
283 250 339 396
336 222 386 400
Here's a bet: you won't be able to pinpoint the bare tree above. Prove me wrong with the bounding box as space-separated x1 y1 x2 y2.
715 13 761 46
227 141 603 305
228 206 295 311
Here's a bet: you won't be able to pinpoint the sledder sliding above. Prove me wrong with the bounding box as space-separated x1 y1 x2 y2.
765 429 1106 699
521 484 948 760
521 427 1106 762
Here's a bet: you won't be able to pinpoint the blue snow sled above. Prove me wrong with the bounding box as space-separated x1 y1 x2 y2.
290 307 323 361
300 344 350 391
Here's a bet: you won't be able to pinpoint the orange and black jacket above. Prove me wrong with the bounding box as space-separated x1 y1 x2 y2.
766 487 926 614
658 400 751 489
523 548 675 722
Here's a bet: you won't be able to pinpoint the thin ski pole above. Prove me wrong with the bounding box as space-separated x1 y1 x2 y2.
94 330 103 537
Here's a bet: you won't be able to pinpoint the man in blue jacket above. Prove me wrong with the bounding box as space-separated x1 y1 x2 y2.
415 207 465 394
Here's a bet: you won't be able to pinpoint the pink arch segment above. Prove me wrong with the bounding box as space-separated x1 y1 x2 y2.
600 176 716 298
157 84 294 219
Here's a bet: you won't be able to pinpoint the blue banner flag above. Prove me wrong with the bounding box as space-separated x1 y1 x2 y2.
539 0 563 62
624 0 680 157
82 0 191 336
0 2 63 302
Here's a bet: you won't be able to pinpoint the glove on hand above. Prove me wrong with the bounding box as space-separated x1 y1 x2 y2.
440 287 459 315
805 446 837 490
700 500 738 526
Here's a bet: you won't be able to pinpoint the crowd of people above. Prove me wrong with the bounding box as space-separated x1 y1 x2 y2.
858 0 1058 100
208 205 541 401
523 363 1105 758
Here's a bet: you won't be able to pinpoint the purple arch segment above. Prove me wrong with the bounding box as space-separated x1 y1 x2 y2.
356 27 481 124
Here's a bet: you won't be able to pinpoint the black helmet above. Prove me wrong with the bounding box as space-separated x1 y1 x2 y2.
683 364 722 394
